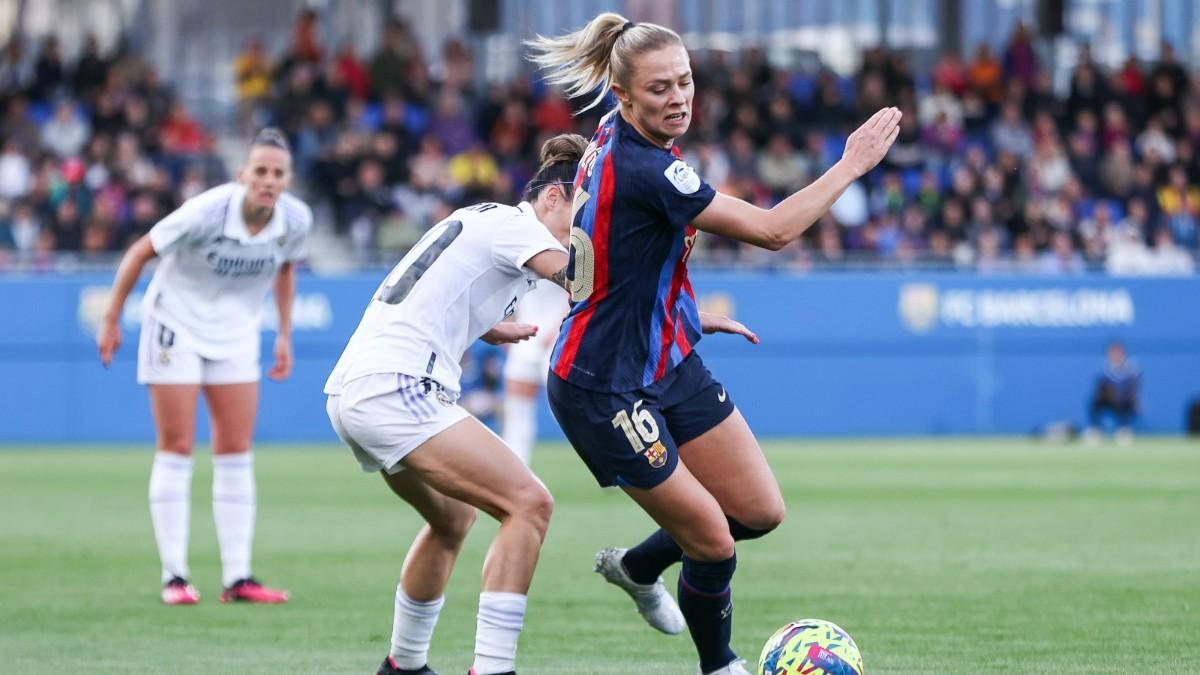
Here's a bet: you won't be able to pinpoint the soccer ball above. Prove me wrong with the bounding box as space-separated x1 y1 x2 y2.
758 618 864 675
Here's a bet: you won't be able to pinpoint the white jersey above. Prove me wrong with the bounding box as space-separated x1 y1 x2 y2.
512 279 570 332
143 183 312 360
324 201 564 396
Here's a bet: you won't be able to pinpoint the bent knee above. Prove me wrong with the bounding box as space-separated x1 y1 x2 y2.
748 502 786 532
510 484 554 535
684 530 736 562
726 503 785 542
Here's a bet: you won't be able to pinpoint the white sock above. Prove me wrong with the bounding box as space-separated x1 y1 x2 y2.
389 586 445 669
213 452 256 588
473 591 527 675
501 395 536 465
149 451 193 584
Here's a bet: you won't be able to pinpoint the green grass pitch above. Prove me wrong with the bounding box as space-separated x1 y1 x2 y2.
1 439 1197 674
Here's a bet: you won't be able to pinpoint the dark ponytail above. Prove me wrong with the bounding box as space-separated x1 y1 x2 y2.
524 133 588 202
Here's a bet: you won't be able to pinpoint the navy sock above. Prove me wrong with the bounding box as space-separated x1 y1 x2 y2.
623 518 775 585
621 528 683 584
678 554 737 673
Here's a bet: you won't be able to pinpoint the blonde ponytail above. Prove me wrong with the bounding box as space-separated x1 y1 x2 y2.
527 12 682 112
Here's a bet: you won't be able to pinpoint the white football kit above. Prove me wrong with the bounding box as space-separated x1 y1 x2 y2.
137 183 312 384
324 201 565 473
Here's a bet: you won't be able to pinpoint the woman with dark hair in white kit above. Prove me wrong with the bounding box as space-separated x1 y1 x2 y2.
98 128 310 605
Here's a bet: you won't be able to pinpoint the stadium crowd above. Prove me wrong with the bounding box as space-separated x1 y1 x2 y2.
3 13 1198 275
0 34 226 267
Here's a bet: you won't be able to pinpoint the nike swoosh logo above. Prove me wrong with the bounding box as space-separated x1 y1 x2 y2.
717 388 727 403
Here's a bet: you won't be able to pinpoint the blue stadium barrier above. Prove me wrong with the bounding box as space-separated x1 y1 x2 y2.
1 272 1198 443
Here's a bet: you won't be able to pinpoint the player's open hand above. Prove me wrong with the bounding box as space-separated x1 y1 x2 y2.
481 322 538 345
267 333 293 381
97 319 121 367
699 311 759 344
841 107 902 178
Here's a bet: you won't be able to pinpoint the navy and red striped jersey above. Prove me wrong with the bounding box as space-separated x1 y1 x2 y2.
550 110 716 392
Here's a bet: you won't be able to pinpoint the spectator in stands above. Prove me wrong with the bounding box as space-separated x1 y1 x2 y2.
757 134 807 200
72 33 109 103
41 99 89 158
332 41 370 101
0 139 31 200
3 95 40 151
370 18 419 100
1003 22 1038 88
968 43 1004 104
291 8 324 64
30 35 64 102
1084 341 1139 446
1038 230 1086 274
0 38 29 92
1157 164 1200 248
234 37 273 130
932 50 969 96
1145 226 1196 275
992 100 1034 160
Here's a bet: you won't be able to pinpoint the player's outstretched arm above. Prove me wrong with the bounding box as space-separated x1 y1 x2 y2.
692 107 901 251
699 311 759 344
524 249 571 292
97 235 158 367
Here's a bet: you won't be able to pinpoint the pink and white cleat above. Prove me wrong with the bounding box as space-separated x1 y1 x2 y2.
161 577 200 605
219 577 290 604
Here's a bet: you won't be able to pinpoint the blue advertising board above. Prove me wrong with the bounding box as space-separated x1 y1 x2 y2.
1 272 1197 442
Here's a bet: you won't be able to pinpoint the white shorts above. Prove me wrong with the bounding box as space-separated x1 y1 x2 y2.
137 316 260 385
326 372 470 474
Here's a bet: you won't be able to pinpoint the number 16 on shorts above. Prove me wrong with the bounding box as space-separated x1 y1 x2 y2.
612 401 668 469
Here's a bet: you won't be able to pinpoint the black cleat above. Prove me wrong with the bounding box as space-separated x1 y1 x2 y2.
377 656 438 674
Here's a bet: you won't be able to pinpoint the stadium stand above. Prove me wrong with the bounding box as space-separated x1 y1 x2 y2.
2 11 1198 275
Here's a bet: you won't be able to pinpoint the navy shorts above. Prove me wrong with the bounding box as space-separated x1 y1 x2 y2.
547 352 735 489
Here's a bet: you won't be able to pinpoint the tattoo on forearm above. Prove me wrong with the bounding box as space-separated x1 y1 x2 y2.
550 267 570 292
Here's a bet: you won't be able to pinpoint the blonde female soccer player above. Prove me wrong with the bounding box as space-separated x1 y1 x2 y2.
324 135 581 675
530 13 900 674
97 128 311 605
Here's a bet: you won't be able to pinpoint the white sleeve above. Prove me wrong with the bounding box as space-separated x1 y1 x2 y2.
148 185 231 255
491 214 566 272
147 202 201 255
280 200 313 262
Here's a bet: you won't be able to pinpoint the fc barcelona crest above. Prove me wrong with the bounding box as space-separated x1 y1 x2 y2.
643 441 667 469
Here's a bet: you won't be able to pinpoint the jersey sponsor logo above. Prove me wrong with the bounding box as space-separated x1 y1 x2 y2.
205 251 273 277
664 159 701 194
